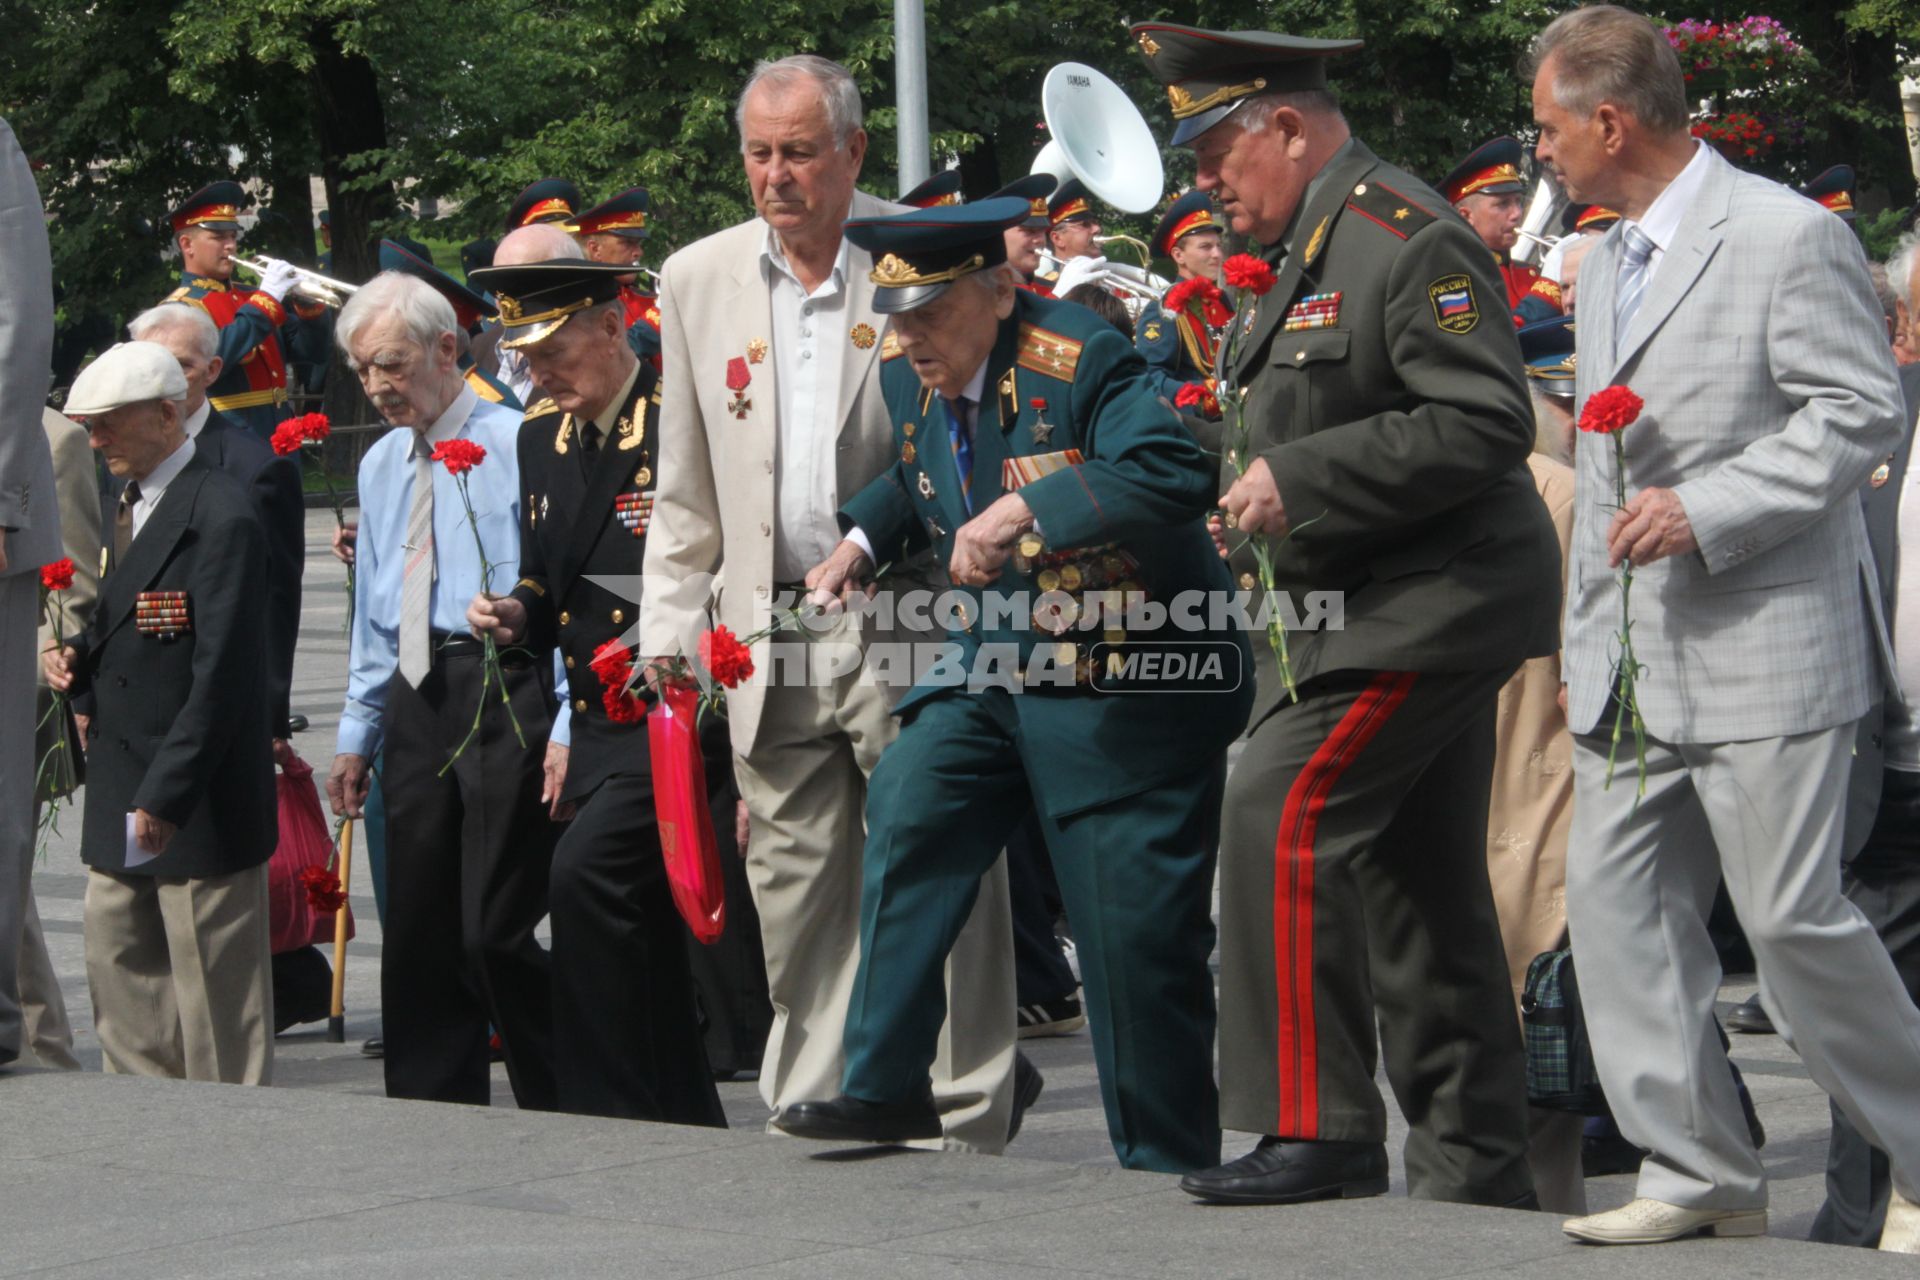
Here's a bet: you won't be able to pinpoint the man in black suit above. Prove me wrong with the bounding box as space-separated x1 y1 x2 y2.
45 341 276 1084
128 302 326 1030
467 249 728 1125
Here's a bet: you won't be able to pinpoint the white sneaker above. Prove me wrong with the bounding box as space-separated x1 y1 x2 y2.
1563 1198 1767 1245
1882 1186 1920 1253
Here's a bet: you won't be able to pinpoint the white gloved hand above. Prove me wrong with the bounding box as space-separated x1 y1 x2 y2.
255 258 303 303
1052 254 1109 299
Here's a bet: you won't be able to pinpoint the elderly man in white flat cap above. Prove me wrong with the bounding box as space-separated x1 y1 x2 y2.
44 341 277 1084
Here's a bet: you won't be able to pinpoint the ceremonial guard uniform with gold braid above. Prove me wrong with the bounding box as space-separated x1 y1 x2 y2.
1441 137 1547 321
1134 22 1558 1209
1136 189 1225 407
576 187 663 366
803 201 1252 1174
471 259 737 1125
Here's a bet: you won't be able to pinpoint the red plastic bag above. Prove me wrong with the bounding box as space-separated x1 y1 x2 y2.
648 684 726 944
267 751 355 954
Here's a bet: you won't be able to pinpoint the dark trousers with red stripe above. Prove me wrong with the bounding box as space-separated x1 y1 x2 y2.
1217 666 1533 1205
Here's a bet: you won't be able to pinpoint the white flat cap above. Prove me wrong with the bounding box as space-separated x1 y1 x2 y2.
65 341 189 417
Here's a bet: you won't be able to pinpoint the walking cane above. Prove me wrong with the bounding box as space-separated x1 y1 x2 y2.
327 817 355 1044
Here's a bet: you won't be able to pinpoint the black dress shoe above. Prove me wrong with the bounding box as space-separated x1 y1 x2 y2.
775 1092 942 1143
1725 994 1775 1035
1008 1051 1044 1143
360 1036 384 1059
1180 1137 1389 1205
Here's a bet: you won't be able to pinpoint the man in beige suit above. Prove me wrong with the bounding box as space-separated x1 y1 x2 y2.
641 54 1022 1151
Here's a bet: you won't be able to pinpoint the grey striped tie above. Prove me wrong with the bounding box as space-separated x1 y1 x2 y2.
1613 222 1657 347
399 437 436 686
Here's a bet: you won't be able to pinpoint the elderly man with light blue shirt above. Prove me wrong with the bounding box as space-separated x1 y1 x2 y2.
324 271 562 1112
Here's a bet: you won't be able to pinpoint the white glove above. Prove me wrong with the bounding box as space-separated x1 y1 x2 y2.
1052 254 1109 299
255 258 303 303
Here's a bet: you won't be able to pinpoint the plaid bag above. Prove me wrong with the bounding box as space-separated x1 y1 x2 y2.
1521 948 1607 1114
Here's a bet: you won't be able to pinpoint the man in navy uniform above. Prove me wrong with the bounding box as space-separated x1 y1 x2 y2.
162 182 323 440
775 198 1253 1172
466 254 729 1126
1135 189 1225 408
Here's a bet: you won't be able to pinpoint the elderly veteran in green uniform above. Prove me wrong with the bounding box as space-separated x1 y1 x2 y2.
1135 188 1226 409
774 198 1253 1173
1131 23 1560 1206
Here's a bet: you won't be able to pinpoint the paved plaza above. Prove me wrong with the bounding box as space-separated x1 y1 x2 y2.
2 511 1904 1276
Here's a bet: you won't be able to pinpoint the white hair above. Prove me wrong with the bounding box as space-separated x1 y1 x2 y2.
127 302 218 360
1886 230 1920 315
335 271 458 359
736 54 864 149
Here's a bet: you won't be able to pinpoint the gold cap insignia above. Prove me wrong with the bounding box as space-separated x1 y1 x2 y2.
1137 32 1160 57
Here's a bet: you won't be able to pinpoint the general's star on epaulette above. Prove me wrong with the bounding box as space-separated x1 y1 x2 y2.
1394 208 1410 221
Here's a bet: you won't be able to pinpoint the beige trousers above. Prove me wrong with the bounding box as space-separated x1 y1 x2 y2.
83 862 273 1085
737 623 1016 1153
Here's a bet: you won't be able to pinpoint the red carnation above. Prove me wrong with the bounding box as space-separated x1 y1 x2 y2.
589 638 633 683
269 421 305 456
1163 277 1222 316
1173 382 1220 417
602 683 645 724
287 412 331 444
39 558 75 592
1223 254 1277 295
431 438 487 475
698 625 755 689
298 865 347 914
1202 296 1234 328
1578 385 1644 435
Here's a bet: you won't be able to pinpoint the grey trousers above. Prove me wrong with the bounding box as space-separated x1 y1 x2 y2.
0 574 35 1062
1567 724 1920 1210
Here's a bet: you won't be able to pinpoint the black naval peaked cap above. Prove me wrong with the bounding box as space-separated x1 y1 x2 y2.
1130 23 1364 147
844 196 1029 314
465 259 632 349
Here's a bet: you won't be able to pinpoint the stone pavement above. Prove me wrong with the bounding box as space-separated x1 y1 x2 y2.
4 510 1907 1275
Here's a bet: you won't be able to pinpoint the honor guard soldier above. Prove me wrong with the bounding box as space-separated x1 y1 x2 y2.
899 170 963 209
1134 22 1559 1208
465 257 728 1127
987 174 1057 296
1802 164 1858 225
377 239 521 409
775 198 1253 1173
1135 189 1226 408
163 182 317 441
575 187 662 366
1442 137 1547 320
505 178 584 233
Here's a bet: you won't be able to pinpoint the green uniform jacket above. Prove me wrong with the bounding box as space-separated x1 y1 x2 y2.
1227 140 1559 728
840 291 1253 819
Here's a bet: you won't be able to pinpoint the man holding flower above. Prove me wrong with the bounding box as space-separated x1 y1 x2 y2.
324 271 559 1112
1133 22 1560 1209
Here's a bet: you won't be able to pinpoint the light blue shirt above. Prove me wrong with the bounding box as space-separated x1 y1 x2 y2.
336 388 570 757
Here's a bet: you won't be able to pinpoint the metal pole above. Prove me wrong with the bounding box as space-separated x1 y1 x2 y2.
895 0 930 194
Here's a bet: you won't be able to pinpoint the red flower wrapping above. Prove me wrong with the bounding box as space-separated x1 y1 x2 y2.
725 356 751 391
1163 277 1222 316
298 865 347 914
698 625 754 689
603 683 645 724
431 438 487 475
1579 385 1645 435
269 421 305 456
39 558 75 592
1223 254 1278 295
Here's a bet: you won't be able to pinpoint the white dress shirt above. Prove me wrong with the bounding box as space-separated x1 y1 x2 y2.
128 436 196 541
182 399 211 440
1620 139 1713 284
763 227 851 581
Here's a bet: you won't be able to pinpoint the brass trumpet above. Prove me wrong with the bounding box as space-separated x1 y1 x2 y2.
228 254 360 308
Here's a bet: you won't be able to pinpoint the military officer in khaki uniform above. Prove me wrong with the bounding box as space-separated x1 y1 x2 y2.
1132 23 1560 1207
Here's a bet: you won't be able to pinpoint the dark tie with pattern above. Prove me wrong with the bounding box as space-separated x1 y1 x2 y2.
112 480 140 567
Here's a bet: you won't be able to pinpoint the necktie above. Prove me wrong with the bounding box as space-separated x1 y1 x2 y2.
1613 222 1657 345
581 419 603 461
112 481 140 567
399 437 436 686
946 396 975 513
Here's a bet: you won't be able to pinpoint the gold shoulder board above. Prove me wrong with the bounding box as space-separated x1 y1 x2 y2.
1016 323 1084 381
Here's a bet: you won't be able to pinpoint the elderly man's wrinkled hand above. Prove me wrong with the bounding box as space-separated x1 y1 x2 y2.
1607 486 1696 567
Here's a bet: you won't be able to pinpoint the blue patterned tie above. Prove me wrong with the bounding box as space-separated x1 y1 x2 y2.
945 395 975 514
1613 222 1656 346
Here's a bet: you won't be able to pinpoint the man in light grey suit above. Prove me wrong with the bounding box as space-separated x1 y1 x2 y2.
641 55 1021 1152
1530 7 1920 1250
0 115 59 1069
